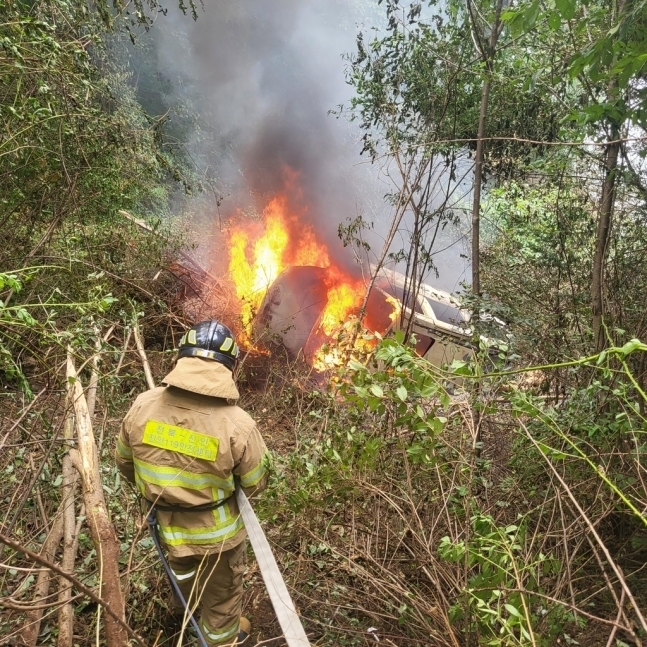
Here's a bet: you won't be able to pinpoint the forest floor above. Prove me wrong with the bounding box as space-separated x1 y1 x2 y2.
3 276 646 647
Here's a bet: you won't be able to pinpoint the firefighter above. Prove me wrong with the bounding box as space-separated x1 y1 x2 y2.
116 320 269 646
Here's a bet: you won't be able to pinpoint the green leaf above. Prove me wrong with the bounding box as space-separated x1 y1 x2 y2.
537 441 568 460
370 384 384 398
555 0 575 20
396 385 407 401
523 0 540 29
98 295 117 312
548 12 561 29
431 416 445 434
505 603 523 618
16 308 36 326
618 339 643 357
354 386 369 398
450 360 472 376
509 11 525 38
501 9 520 22
348 360 366 372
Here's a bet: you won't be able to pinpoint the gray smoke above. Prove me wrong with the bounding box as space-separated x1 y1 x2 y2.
138 0 470 292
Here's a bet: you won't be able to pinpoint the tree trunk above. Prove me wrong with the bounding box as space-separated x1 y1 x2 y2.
470 0 504 299
591 132 620 351
590 0 625 352
469 0 504 464
67 356 127 647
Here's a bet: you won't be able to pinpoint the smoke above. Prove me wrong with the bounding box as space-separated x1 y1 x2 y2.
137 0 470 292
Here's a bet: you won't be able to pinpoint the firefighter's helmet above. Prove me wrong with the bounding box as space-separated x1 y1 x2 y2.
178 320 240 371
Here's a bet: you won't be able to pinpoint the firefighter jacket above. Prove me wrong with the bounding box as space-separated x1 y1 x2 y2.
116 357 269 558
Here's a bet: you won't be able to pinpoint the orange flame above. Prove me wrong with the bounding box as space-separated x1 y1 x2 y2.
320 282 363 336
228 194 364 345
227 191 399 368
386 294 402 323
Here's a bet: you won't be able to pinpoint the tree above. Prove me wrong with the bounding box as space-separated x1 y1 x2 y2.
468 0 505 299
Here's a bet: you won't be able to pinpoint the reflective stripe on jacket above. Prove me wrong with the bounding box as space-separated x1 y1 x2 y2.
116 358 269 558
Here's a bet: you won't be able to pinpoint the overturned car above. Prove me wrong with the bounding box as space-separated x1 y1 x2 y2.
252 263 494 368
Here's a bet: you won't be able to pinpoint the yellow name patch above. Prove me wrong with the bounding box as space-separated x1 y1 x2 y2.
143 420 218 461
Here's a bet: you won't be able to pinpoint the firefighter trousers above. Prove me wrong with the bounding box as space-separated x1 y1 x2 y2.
168 540 246 646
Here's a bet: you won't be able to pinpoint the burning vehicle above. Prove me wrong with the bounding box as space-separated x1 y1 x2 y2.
225 192 497 369
226 194 368 363
253 264 476 368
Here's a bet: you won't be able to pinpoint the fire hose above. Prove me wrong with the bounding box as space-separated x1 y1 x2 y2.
147 490 311 647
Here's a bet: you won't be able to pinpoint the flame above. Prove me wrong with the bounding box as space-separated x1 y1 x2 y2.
320 282 363 336
386 294 402 323
228 194 364 344
227 190 399 367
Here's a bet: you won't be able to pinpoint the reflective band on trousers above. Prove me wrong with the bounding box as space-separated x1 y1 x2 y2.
171 568 196 582
201 619 239 645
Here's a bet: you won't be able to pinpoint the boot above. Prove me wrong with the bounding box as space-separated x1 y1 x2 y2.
237 617 251 644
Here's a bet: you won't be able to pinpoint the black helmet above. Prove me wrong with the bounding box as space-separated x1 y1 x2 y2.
178 320 240 371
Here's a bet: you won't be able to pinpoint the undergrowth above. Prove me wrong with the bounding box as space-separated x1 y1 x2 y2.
245 332 647 647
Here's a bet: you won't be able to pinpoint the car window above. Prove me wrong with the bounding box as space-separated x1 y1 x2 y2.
427 299 466 326
378 281 423 314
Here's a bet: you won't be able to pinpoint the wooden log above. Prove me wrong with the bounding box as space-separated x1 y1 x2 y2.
66 356 127 647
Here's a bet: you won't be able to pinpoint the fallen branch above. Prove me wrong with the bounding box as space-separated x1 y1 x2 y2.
19 513 65 647
0 532 147 647
115 327 132 377
58 384 79 647
86 326 102 421
133 324 155 390
67 355 127 647
119 209 217 282
3 592 82 611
